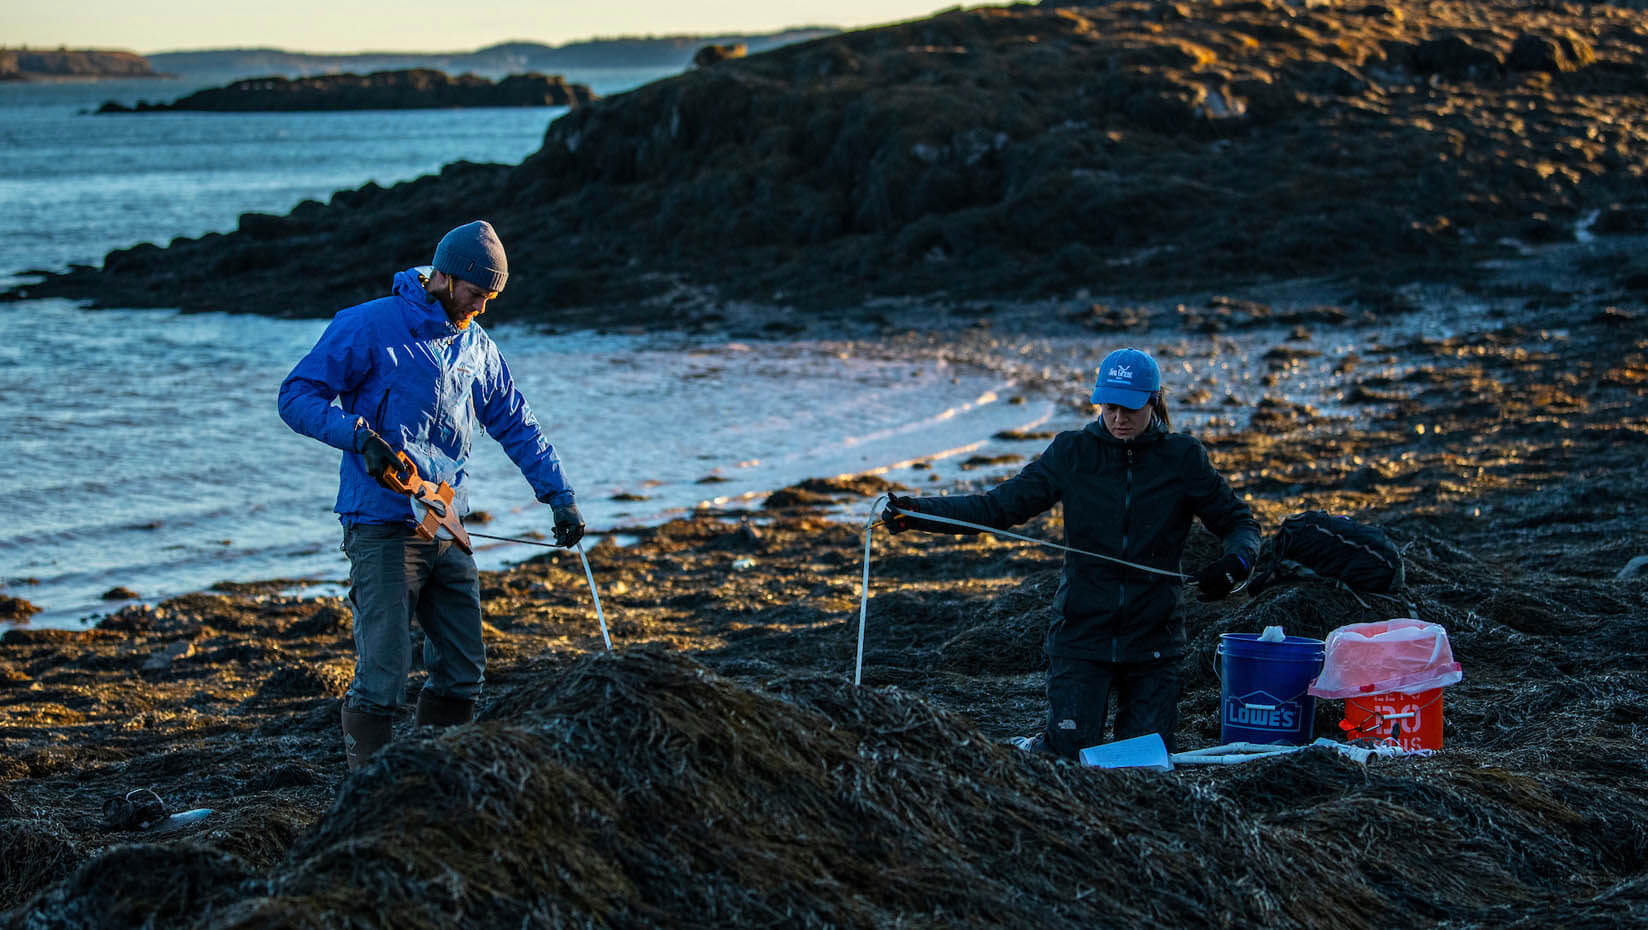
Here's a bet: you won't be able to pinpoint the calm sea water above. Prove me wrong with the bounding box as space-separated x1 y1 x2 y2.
0 70 661 283
0 73 1064 630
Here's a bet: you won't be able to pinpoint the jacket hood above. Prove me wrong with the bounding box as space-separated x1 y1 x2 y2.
393 266 464 339
1084 416 1167 446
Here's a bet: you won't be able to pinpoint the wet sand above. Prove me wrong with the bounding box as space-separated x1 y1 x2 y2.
3 257 1647 926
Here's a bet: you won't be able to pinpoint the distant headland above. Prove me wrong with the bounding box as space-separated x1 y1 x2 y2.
94 69 595 112
148 29 836 80
0 47 162 80
1 29 834 83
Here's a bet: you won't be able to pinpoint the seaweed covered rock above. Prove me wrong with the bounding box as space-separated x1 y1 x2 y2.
18 0 1648 327
12 648 1648 927
2 267 1648 927
12 844 249 927
0 818 80 913
0 597 38 623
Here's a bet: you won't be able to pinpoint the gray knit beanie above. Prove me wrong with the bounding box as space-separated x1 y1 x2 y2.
433 220 508 292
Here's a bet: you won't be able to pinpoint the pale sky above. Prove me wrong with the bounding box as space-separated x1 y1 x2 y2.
3 1 963 54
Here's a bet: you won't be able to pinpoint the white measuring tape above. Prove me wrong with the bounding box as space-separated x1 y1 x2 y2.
468 529 610 651
855 494 1194 684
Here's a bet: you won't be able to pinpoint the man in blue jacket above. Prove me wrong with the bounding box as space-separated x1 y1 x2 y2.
279 220 583 771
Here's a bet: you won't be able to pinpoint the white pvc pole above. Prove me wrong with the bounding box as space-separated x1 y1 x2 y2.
1170 746 1302 765
855 497 883 686
576 541 612 651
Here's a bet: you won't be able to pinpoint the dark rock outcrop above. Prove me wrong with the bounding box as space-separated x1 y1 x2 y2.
13 0 1648 326
95 68 594 113
692 43 749 68
0 596 40 622
1507 31 1598 73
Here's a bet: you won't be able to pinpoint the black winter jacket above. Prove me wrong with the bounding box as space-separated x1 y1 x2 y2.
909 419 1260 662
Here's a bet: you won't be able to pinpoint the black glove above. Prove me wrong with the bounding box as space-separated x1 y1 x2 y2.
552 502 585 548
356 428 401 489
1195 554 1251 601
883 494 924 534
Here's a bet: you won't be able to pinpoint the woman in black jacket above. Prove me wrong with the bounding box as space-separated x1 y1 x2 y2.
884 347 1260 759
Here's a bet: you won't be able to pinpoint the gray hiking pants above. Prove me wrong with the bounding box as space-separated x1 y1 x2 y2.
342 523 484 716
1044 654 1182 759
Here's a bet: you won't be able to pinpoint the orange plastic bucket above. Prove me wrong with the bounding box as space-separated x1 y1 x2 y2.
1339 688 1444 751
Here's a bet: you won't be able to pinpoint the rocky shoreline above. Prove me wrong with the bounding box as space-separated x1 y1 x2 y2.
92 68 596 114
3 258 1646 924
4 0 1648 924
8 0 1648 329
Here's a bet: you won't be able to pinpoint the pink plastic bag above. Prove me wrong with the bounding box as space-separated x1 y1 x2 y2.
1307 618 1463 699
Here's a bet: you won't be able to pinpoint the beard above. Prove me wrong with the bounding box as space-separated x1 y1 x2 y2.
429 277 478 330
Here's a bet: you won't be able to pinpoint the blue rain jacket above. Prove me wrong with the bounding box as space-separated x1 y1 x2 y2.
278 267 574 526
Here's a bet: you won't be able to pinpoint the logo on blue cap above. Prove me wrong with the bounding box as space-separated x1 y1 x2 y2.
1090 347 1161 408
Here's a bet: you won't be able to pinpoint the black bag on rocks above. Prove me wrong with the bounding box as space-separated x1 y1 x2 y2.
1249 510 1405 596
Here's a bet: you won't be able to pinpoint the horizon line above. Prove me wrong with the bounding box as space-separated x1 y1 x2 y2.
5 24 845 60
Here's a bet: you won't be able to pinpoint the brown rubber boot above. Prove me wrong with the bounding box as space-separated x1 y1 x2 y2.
415 691 475 728
340 706 394 771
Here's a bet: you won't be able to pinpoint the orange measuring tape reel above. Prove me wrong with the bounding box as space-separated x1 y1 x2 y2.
379 451 473 553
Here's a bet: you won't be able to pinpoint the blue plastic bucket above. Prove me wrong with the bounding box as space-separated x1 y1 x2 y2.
1217 632 1326 746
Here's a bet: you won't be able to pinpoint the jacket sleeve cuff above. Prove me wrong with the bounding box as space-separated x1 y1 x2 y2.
537 488 576 508
331 417 369 453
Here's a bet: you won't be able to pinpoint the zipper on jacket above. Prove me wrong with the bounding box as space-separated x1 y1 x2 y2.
1115 445 1135 662
434 335 470 447
371 387 391 433
431 337 452 440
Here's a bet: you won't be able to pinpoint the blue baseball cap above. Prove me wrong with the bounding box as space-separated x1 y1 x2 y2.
1090 347 1161 408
